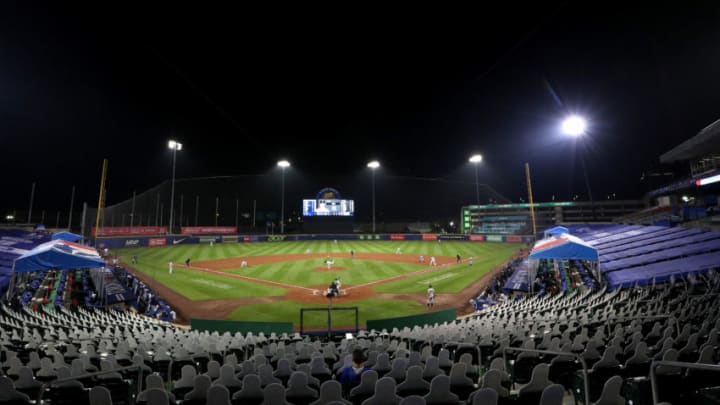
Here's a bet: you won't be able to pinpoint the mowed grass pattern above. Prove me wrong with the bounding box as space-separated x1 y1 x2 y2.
114 240 522 323
372 243 520 293
226 258 421 287
226 298 424 328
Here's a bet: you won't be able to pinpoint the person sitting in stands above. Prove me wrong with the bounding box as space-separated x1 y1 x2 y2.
339 348 370 395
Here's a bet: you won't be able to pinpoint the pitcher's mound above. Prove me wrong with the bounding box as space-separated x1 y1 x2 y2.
313 266 346 272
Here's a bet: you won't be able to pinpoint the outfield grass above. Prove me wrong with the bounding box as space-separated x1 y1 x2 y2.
373 243 520 293
225 258 421 287
115 240 520 263
114 253 286 300
225 298 424 328
113 240 522 324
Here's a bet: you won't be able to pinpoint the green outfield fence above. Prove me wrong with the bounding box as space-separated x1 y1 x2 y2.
366 308 457 331
191 318 293 335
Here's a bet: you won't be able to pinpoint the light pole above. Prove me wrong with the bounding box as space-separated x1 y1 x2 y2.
367 161 380 233
468 154 483 206
168 140 183 234
277 160 290 234
561 115 595 220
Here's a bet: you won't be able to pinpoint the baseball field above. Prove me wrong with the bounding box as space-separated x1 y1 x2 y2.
114 240 523 329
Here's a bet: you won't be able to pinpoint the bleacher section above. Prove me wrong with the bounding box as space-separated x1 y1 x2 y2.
565 224 720 290
0 229 52 296
2 224 720 405
1 270 719 405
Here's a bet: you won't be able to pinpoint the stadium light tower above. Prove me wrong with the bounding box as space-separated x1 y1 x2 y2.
468 154 483 206
277 160 290 234
367 160 380 233
168 140 183 234
561 115 595 220
562 115 587 137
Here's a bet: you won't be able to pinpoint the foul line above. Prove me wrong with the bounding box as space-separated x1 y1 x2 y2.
179 264 316 292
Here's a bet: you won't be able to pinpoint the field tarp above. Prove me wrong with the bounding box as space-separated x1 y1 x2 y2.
366 308 457 331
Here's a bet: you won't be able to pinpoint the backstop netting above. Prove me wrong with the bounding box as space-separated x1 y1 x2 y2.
82 173 509 235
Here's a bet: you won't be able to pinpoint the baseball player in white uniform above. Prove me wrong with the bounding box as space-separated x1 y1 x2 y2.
427 284 435 309
429 256 437 267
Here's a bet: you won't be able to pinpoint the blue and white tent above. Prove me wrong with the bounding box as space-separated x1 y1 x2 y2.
543 226 569 238
51 231 83 243
14 240 104 273
530 234 599 261
527 233 600 292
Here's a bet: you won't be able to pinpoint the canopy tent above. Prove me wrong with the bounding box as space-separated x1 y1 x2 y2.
543 226 569 238
51 232 83 243
530 234 598 261
527 234 600 292
14 240 104 273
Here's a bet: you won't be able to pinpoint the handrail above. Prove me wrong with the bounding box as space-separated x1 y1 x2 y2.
503 347 590 405
649 360 720 404
38 363 145 403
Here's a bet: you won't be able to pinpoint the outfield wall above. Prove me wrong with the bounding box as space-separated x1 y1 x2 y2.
366 308 457 331
97 233 534 249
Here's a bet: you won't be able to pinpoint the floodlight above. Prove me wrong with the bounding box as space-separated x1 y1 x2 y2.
468 154 483 163
562 115 586 136
277 160 290 168
367 160 380 169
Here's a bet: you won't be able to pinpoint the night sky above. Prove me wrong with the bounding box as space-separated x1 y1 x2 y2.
3 3 720 213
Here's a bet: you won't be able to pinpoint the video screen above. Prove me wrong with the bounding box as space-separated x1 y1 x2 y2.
303 199 354 217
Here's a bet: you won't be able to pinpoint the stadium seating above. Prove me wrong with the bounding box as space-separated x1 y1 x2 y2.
1 225 720 405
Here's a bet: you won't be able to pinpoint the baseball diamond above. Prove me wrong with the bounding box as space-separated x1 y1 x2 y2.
114 239 523 328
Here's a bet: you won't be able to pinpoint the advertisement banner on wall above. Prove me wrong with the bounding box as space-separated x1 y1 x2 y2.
486 235 504 242
422 234 438 241
148 238 167 247
390 234 405 241
92 227 167 236
505 235 522 243
438 235 466 241
181 227 237 235
123 239 141 247
469 234 486 242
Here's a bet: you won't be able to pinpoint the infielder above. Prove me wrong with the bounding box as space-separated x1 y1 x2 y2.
427 284 435 309
168 262 174 274
429 256 437 267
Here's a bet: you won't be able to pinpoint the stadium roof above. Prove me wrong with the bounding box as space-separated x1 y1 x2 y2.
660 118 720 163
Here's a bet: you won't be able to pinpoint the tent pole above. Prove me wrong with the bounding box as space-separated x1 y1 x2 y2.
5 261 16 302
